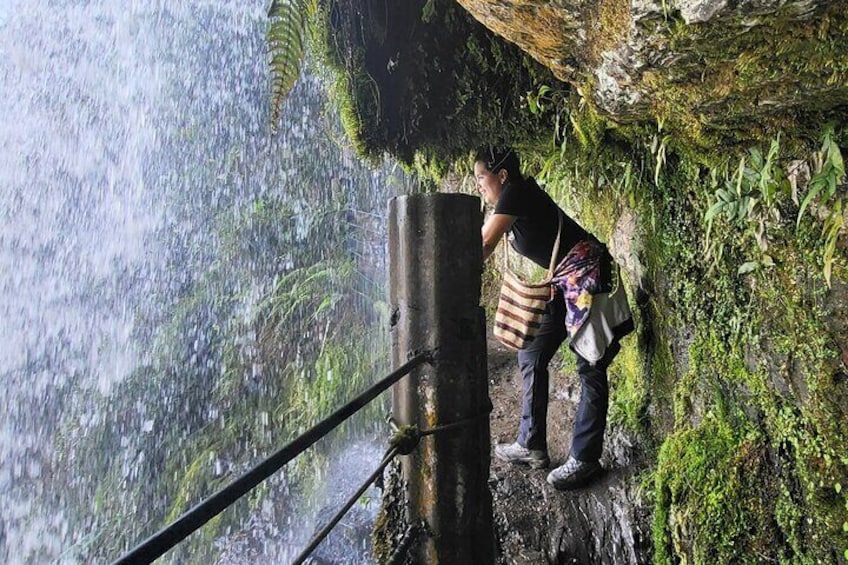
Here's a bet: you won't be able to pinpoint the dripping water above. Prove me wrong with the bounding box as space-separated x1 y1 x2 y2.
0 2 410 562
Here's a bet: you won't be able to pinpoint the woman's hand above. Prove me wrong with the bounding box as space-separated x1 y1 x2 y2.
482 213 516 260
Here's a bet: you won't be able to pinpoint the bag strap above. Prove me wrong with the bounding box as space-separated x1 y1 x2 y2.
502 211 564 283
547 211 563 277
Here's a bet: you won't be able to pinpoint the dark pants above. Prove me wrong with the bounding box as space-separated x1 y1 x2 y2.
516 294 621 462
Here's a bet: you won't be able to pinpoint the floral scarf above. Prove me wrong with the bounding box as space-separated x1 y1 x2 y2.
551 239 606 338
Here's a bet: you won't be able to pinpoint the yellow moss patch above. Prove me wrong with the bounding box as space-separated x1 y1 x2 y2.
585 0 631 67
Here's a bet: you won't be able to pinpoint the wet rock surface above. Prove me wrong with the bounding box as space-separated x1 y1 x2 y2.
455 0 846 139
487 337 651 565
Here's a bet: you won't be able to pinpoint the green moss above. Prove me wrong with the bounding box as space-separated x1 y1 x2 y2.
748 267 848 561
513 123 847 563
652 414 779 565
642 5 848 155
608 340 648 433
312 4 848 560
644 146 846 562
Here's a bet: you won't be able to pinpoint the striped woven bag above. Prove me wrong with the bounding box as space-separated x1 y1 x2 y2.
493 271 550 350
493 213 562 350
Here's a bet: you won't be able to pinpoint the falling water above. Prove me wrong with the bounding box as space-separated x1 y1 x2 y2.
0 2 407 563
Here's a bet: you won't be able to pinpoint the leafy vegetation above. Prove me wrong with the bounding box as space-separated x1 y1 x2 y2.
316 5 848 554
58 191 394 562
55 70 409 561
264 3 848 563
539 126 847 562
703 136 786 272
267 0 318 128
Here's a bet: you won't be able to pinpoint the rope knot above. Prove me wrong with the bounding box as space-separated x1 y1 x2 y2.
389 424 420 455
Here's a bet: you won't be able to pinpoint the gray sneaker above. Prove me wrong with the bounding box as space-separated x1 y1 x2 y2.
546 456 602 490
494 442 550 469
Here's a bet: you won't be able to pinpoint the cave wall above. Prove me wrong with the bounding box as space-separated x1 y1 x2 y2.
317 0 564 169
318 1 848 562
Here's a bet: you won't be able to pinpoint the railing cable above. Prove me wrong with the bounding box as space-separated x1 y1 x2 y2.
289 409 490 564
112 350 432 565
290 446 400 565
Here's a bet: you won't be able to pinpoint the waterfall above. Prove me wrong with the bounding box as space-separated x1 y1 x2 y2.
0 2 405 562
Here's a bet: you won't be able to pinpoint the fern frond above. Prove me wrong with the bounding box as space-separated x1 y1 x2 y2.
267 0 317 130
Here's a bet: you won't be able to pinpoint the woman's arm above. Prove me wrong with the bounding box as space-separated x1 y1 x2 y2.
482 213 516 260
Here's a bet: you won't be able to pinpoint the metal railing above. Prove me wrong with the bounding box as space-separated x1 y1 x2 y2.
112 351 433 565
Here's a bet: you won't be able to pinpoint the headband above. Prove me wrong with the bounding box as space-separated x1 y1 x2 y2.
487 148 513 172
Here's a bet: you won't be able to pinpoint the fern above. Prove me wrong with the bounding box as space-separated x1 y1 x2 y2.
796 125 845 226
267 0 318 129
791 125 846 287
703 136 789 272
822 199 843 287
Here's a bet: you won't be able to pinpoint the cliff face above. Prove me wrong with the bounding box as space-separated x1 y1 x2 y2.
321 1 848 563
456 0 848 148
317 0 563 166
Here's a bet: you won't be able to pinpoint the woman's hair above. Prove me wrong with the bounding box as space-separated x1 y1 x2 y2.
475 146 523 184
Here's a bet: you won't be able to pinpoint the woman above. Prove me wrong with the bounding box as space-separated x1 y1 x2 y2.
475 146 634 490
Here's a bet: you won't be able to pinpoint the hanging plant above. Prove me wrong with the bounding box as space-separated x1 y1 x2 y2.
267 0 319 129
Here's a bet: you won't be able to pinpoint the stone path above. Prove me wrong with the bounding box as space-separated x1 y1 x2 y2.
486 337 650 565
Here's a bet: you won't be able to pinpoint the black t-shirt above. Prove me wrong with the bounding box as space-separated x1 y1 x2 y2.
494 177 589 268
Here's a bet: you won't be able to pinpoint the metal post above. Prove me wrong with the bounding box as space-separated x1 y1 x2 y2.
387 193 494 564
